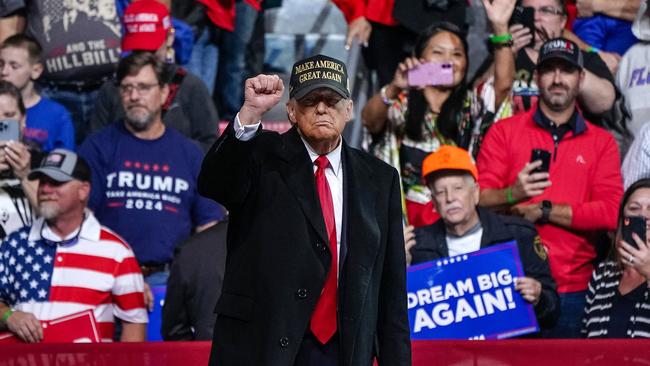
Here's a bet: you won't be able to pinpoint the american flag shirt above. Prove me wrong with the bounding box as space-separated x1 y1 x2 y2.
0 210 147 341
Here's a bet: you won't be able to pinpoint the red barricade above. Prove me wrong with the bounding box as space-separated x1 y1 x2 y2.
2 340 650 365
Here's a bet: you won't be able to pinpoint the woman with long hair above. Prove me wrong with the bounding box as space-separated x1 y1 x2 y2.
361 0 516 227
582 179 650 338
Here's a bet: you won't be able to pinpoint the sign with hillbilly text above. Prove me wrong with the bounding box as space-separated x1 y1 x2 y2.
407 241 538 340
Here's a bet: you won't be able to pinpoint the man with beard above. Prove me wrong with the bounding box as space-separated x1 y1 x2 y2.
477 38 623 338
78 52 224 289
0 149 147 343
90 0 218 152
509 0 615 118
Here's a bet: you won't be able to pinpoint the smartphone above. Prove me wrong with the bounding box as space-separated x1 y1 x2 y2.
622 216 646 249
509 5 535 49
0 119 20 142
530 149 551 174
407 62 454 87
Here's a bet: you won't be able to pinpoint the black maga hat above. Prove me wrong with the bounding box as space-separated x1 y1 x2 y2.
289 54 350 100
537 38 584 70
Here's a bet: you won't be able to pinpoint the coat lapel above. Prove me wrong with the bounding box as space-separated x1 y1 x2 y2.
279 127 330 249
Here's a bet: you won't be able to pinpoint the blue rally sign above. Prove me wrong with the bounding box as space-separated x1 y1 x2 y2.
407 241 538 340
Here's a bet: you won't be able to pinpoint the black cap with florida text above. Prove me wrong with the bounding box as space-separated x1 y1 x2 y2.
537 37 584 70
289 54 350 100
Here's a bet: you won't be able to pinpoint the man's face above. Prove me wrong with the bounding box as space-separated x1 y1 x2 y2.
96 0 116 20
536 59 583 112
119 65 169 132
431 174 479 229
0 47 40 91
522 0 567 49
38 176 89 220
287 88 352 149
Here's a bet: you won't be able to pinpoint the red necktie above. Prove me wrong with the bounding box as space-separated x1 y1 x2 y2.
310 155 338 344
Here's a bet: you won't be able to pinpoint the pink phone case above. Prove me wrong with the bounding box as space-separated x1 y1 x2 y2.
407 62 454 87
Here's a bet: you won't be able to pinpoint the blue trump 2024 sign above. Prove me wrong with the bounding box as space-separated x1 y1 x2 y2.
407 241 538 340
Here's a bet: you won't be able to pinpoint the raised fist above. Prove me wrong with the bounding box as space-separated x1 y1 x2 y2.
239 74 285 125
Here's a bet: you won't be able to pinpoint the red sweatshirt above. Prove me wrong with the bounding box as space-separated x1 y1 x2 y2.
331 0 397 26
477 106 623 293
198 0 236 32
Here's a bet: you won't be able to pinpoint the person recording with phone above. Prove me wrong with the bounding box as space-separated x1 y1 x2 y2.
477 38 623 338
361 0 517 228
508 0 616 117
0 80 40 239
582 179 650 338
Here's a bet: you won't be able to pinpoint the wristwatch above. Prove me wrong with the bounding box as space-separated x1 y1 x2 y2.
539 200 552 224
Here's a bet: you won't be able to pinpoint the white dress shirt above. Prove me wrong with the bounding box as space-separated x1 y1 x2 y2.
234 114 343 264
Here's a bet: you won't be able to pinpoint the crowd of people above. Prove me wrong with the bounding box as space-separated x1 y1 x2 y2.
0 0 649 352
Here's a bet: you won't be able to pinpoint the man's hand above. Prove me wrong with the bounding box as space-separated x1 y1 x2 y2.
239 74 284 125
6 310 43 343
511 203 543 223
404 225 416 267
511 161 551 201
345 16 371 49
510 24 533 54
514 277 542 305
483 0 517 34
143 282 154 312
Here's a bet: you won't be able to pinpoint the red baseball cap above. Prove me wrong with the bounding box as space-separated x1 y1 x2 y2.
121 0 171 52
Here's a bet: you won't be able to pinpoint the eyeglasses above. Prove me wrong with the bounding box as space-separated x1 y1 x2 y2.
119 82 160 95
298 95 344 107
535 6 565 17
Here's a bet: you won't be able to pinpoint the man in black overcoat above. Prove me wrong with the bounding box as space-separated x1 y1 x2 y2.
198 54 411 366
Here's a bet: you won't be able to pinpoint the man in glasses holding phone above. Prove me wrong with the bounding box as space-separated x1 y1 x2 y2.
476 38 623 338
509 0 615 119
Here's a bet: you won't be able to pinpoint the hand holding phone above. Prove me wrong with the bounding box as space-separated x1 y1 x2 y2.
530 149 551 174
407 62 454 87
0 119 20 142
622 216 647 250
509 5 535 49
512 149 552 201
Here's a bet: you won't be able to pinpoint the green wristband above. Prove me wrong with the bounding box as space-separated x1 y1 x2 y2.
586 45 601 53
489 33 513 44
1 309 13 323
505 186 516 205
